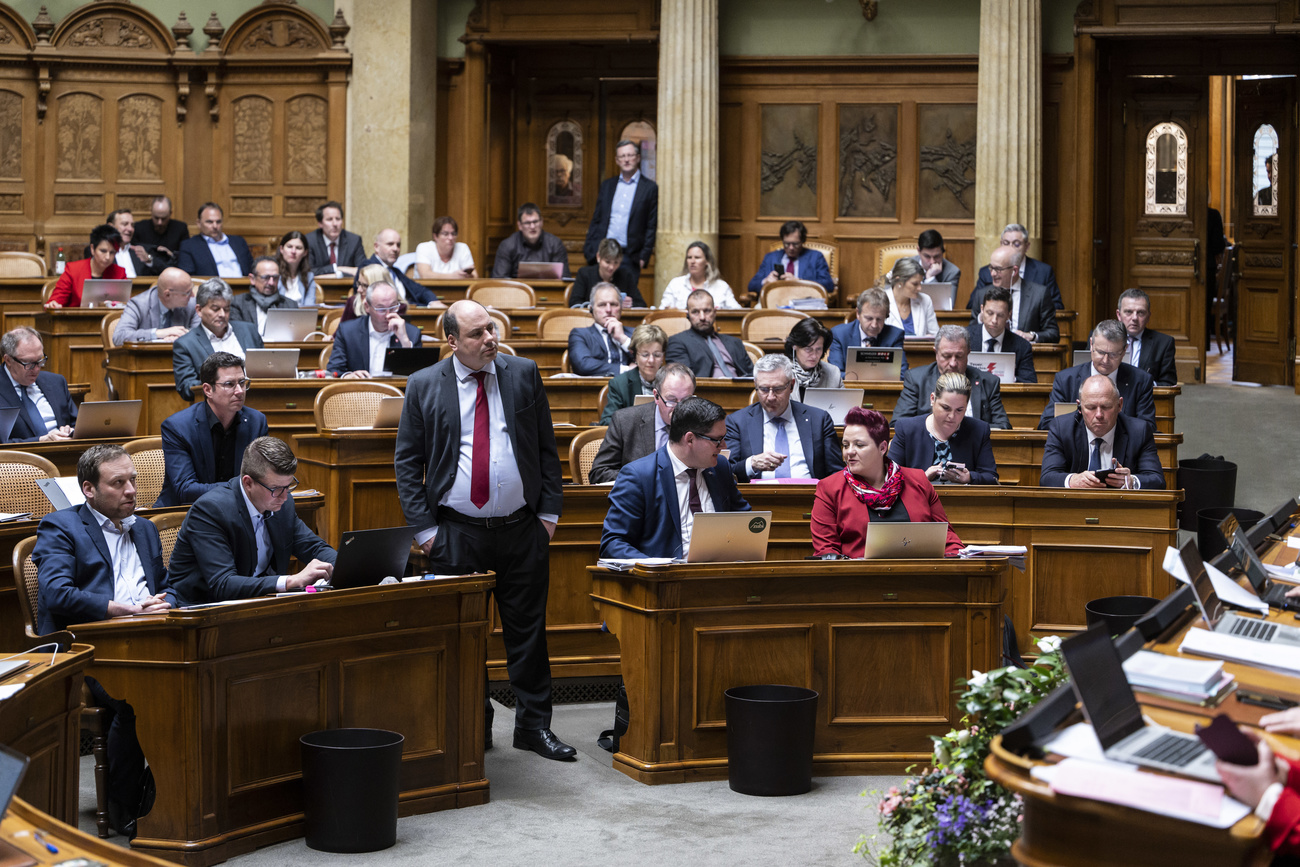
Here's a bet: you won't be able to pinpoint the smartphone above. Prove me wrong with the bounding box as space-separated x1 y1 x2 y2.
773 263 785 276
1194 714 1258 765
1093 469 1114 483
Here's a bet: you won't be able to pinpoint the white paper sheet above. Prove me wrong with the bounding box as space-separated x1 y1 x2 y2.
1205 560 1269 615
1180 627 1300 676
1031 758 1251 828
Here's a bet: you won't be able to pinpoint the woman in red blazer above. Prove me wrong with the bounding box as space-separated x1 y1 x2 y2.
47 223 126 308
811 406 964 557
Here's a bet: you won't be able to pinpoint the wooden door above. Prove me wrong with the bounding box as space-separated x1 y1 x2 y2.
1233 77 1296 386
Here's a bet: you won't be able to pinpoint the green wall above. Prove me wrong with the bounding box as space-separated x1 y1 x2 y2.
440 0 475 59
719 0 979 56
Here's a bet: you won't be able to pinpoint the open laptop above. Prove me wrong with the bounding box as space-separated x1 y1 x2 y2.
1061 623 1220 782
917 282 955 311
685 511 772 563
321 526 417 590
72 400 141 439
1054 402 1078 418
863 522 948 559
633 393 655 407
516 262 564 280
384 347 440 377
0 407 18 443
843 346 902 382
81 278 133 308
263 308 319 342
1222 514 1297 610
801 387 863 425
372 397 404 428
1073 349 1091 367
244 348 300 379
1177 538 1300 645
966 351 1016 383
36 476 85 511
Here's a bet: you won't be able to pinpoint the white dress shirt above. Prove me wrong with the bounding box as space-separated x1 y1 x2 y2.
5 368 56 434
204 324 245 359
205 235 242 278
281 275 305 305
240 483 291 590
980 324 1003 353
115 248 137 279
368 320 393 376
86 504 147 606
746 405 810 479
667 446 713 555
1064 423 1139 490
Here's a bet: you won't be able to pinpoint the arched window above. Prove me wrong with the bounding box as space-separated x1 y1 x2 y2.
1144 122 1187 216
1252 124 1279 217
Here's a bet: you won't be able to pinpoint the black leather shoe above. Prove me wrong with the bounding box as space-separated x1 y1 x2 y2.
513 727 577 761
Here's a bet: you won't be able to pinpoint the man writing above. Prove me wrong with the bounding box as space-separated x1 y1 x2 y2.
1040 375 1164 490
589 363 696 484
567 284 634 377
665 289 754 378
327 282 422 378
724 354 843 481
492 204 571 279
584 140 657 287
113 267 199 345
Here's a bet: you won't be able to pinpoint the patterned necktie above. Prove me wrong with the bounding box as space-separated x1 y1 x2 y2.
1088 437 1104 472
772 417 791 478
685 468 703 515
707 336 736 377
470 371 490 508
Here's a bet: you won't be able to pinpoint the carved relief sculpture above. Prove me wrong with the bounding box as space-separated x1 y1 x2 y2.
0 90 21 179
118 95 161 179
760 104 818 217
56 92 102 179
231 96 273 183
285 95 327 184
67 17 155 49
837 104 897 218
917 104 976 219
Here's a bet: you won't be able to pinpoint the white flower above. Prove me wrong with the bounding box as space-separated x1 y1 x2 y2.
968 670 988 687
1036 636 1062 653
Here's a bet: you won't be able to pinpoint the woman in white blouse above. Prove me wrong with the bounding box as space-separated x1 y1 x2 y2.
414 216 477 279
275 231 317 306
885 257 938 338
659 241 742 309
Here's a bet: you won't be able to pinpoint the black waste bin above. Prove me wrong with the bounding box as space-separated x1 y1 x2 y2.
1085 595 1159 637
725 684 818 796
1176 458 1238 531
1197 507 1264 562
300 728 404 853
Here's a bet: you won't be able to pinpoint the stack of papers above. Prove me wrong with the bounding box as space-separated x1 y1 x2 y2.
595 557 677 571
1180 628 1300 676
1123 650 1234 705
958 545 1026 571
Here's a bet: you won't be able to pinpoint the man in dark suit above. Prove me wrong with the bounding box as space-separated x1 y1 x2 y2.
0 326 77 442
828 287 907 376
969 245 1058 343
173 279 264 398
107 209 163 277
747 220 834 298
570 239 645 308
725 354 843 481
155 352 268 507
230 256 298 334
909 228 962 294
894 326 1010 429
600 396 751 560
176 202 253 278
666 289 754 378
1040 375 1164 489
968 222 1064 310
132 195 189 268
306 200 366 277
1038 319 1156 430
354 228 437 306
327 282 422 377
169 436 336 606
589 363 695 484
1117 287 1178 386
394 299 573 760
966 285 1036 383
568 284 634 377
583 140 658 288
113 267 200 345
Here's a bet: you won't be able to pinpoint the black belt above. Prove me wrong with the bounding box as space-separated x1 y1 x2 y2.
437 506 531 529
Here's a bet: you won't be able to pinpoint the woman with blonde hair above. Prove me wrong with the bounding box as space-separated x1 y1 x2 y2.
659 241 741 309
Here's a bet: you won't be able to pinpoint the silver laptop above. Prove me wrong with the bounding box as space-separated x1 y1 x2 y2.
686 511 772 563
373 396 404 428
1177 538 1300 646
0 407 18 443
81 279 133 308
1073 350 1091 367
863 522 948 559
37 477 85 511
801 388 863 425
843 346 902 382
967 351 1016 383
516 262 564 280
633 393 655 407
72 400 141 439
918 282 955 311
1054 402 1078 418
262 308 319 342
244 348 300 379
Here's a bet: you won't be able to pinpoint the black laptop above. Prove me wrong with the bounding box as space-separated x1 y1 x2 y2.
324 526 418 590
383 347 442 377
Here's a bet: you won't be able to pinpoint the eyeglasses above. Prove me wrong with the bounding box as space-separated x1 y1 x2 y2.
694 432 726 447
371 303 401 314
636 351 664 361
989 265 1017 274
1092 348 1124 361
8 355 47 371
215 378 250 391
254 476 298 497
519 218 542 228
253 273 279 283
755 384 791 395
655 391 680 408
781 240 802 249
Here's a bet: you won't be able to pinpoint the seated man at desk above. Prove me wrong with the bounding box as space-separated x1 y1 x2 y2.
600 396 750 560
168 436 336 606
155 352 268 507
568 283 634 377
112 266 199 345
1037 319 1155 430
589 363 696 484
0 326 76 442
724 354 843 482
307 200 366 278
665 289 755 379
746 219 834 300
327 281 422 378
490 203 572 279
968 222 1064 311
893 325 1010 429
889 372 998 485
828 287 907 377
570 239 645 308
173 279 264 399
967 244 1059 344
1117 287 1178 386
230 256 297 334
967 284 1037 383
133 195 188 268
176 202 253 278
1040 374 1164 490
355 228 439 307
909 229 961 293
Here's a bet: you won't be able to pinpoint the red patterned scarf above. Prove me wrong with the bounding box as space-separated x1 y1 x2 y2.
842 460 904 511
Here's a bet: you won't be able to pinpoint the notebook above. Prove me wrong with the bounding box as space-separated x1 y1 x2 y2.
966 351 1016 383
322 526 418 590
843 346 902 382
244 348 300 379
71 400 141 439
262 308 319 342
685 511 772 563
801 387 863 425
918 282 955 311
516 262 564 280
863 522 948 559
81 278 133 308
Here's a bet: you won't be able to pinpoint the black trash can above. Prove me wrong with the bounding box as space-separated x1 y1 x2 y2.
300 728 404 853
1176 458 1238 531
725 684 818 796
1197 507 1265 562
1085 595 1159 637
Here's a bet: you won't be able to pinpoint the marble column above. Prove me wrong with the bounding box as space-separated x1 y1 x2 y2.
974 0 1041 270
654 0 718 304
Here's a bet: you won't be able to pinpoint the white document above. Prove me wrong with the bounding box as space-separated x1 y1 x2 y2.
1287 536 1300 549
36 477 85 511
596 557 677 571
1122 650 1223 692
1180 628 1300 676
1032 758 1250 829
1206 559 1269 615
1163 544 1191 583
959 545 1028 557
1265 563 1300 583
0 684 22 700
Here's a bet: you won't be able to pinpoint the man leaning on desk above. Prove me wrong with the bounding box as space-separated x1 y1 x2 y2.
113 267 200 345
327 281 422 378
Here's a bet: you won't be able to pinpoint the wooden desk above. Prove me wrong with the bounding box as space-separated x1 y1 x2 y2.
36 309 113 403
3 794 175 866
590 559 1006 784
74 577 493 866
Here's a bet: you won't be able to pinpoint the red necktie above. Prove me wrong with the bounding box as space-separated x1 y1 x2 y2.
329 242 336 265
470 371 490 508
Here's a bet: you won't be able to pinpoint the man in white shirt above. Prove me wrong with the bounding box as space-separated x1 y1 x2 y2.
172 279 264 398
0 326 78 442
106 209 161 277
973 245 1060 344
328 282 422 378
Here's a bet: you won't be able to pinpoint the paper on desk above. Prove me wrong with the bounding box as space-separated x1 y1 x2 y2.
1164 545 1191 583
1180 628 1300 676
959 545 1028 556
1287 536 1300 550
1266 563 1300 583
0 684 22 700
1032 758 1249 828
1207 560 1269 614
595 557 677 571
1041 721 1109 762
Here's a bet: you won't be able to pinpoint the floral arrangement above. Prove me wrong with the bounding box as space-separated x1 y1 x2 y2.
855 636 1068 867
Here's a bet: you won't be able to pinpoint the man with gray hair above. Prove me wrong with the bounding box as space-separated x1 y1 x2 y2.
172 278 263 398
231 255 297 335
567 283 634 376
113 267 200 345
968 222 1064 311
0 326 77 441
724 354 843 481
1038 319 1155 430
327 281 422 377
894 325 1010 429
584 139 658 288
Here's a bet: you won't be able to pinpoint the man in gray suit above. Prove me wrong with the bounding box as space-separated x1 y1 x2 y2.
588 363 696 484
893 325 1010 429
172 279 263 398
112 267 200 345
909 229 961 294
968 245 1059 343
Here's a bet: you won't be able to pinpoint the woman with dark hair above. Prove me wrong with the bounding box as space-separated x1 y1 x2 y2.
275 230 317 306
784 316 841 400
888 372 998 485
659 241 740 309
811 407 963 557
415 216 477 279
46 224 126 308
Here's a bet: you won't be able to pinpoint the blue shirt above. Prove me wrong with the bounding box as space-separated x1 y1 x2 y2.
204 234 242 278
606 171 640 248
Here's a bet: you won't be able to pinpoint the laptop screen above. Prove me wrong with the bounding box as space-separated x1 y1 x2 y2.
1230 530 1270 592
1178 539 1225 628
1060 624 1145 750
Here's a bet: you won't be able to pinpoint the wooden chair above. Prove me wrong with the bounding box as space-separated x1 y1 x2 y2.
0 452 60 520
431 308 511 340
747 389 759 405
536 308 593 341
596 384 609 420
321 308 344 337
0 252 47 278
559 350 570 374
467 280 536 308
40 279 57 305
760 280 827 310
743 341 763 364
741 309 809 344
563 284 574 306
149 512 187 571
122 437 164 509
641 310 691 337
318 344 334 369
766 240 839 285
877 241 918 279
313 380 404 431
100 310 123 399
569 426 608 485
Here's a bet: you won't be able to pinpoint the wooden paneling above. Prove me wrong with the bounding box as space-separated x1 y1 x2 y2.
693 624 814 728
829 623 952 723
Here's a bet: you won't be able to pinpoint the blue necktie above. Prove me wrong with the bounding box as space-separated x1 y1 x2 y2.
772 416 791 478
1087 437 1104 472
18 386 46 436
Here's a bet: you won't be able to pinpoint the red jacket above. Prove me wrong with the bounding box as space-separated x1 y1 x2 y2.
811 465 964 558
1265 758 1300 853
49 258 127 307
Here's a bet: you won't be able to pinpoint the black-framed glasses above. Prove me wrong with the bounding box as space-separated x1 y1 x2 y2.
254 476 298 497
8 355 47 371
695 432 725 447
654 390 680 408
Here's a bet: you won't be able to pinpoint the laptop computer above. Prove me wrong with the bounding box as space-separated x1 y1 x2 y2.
0 406 18 443
263 308 319 342
384 347 440 377
633 393 655 407
37 476 85 511
1177 538 1300 646
1054 402 1078 418
685 511 772 563
516 262 564 280
966 351 1016 383
372 396 404 428
1061 623 1219 782
918 282 955 311
81 278 133 308
801 387 863 425
244 348 300 379
843 346 902 382
72 400 141 439
863 522 948 559
323 526 418 589
1073 349 1091 367
1222 514 1297 610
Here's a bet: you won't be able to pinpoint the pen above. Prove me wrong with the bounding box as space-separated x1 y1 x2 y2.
32 830 57 853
